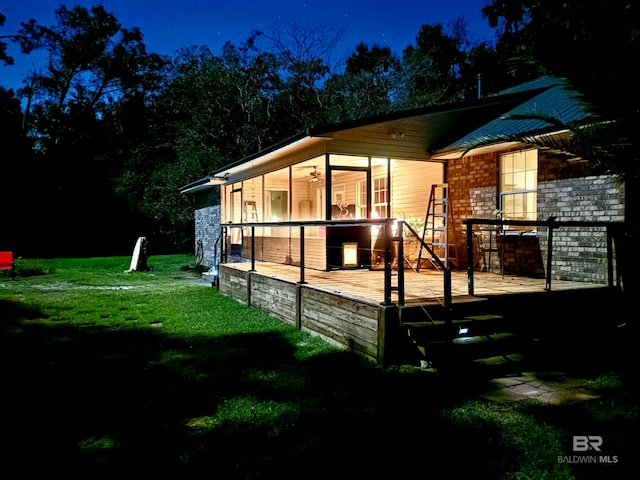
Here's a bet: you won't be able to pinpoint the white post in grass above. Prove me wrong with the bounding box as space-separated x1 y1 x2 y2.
125 236 146 273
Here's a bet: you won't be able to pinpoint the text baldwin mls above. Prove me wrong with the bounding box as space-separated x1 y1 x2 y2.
558 436 619 464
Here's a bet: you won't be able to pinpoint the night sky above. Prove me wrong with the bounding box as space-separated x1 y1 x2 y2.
1 0 495 91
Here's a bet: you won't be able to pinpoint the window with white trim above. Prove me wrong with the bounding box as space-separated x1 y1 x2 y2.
356 175 388 218
499 149 538 226
372 176 388 218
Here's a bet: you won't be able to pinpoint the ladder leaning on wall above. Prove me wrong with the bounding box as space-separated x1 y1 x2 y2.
416 183 458 271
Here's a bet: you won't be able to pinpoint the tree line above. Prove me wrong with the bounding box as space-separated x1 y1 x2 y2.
0 1 637 260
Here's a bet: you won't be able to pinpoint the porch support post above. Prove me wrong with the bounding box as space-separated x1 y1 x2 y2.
250 226 256 272
545 217 555 291
383 219 392 306
246 271 253 307
444 268 452 312
222 226 228 263
466 221 475 296
397 221 405 306
295 284 302 329
606 225 614 287
299 226 307 284
377 304 398 366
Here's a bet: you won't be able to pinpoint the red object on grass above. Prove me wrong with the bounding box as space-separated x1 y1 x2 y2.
0 251 16 279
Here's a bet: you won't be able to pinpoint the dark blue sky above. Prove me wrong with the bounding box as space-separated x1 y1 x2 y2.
1 0 495 92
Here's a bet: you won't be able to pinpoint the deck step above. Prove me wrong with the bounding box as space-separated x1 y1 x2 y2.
470 352 527 367
417 331 531 376
402 314 503 329
464 314 504 322
451 332 522 359
402 313 506 342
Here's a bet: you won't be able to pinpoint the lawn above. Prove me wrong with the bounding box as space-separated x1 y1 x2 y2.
1 255 637 478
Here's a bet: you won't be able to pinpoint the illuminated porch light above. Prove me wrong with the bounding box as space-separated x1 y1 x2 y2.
458 326 469 335
343 242 358 268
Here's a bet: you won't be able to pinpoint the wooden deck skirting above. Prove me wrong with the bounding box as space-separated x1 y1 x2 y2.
217 261 607 364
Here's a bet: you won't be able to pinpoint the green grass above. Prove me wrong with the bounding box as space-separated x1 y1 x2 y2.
1 255 637 478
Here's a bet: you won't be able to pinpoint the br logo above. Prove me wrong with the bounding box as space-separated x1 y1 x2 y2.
573 436 603 452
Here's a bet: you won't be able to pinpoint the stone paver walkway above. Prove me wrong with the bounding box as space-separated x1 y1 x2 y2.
478 371 602 405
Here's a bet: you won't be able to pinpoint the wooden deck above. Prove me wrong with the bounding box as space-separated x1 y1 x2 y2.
221 261 606 307
216 261 620 365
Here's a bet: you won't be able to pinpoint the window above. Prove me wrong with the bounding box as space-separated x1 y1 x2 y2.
499 149 538 226
356 176 388 218
356 180 367 218
372 176 388 218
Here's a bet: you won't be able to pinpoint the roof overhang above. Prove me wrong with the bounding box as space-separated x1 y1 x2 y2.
211 135 332 183
431 128 574 160
432 141 522 160
180 175 228 194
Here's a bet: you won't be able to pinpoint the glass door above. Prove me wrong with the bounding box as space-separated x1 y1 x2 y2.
327 167 371 269
230 188 242 255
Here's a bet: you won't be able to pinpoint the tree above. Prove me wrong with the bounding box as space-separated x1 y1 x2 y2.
322 43 398 121
397 22 468 108
0 86 34 253
10 5 167 256
17 5 165 147
0 13 15 65
262 20 341 135
482 0 640 182
481 0 640 294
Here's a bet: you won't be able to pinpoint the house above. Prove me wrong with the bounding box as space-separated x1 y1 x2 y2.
181 76 625 366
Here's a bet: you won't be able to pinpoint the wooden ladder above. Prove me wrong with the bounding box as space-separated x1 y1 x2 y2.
416 183 458 271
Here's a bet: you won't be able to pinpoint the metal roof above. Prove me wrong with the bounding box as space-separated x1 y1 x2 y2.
436 77 592 154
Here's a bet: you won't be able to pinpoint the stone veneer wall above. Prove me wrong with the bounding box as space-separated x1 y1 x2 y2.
195 205 221 268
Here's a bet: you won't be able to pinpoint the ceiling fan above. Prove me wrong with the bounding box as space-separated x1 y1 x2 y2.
308 166 321 183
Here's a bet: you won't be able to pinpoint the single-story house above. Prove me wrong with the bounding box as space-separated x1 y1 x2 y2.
181 76 625 365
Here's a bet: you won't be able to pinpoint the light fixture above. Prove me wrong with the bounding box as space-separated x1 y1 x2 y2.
390 128 405 139
308 166 321 183
342 242 358 268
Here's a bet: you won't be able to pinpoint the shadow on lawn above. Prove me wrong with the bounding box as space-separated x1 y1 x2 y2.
0 297 637 479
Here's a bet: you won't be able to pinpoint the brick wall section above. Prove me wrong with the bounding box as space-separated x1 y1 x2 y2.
537 172 624 283
447 151 625 283
195 205 221 268
448 152 498 268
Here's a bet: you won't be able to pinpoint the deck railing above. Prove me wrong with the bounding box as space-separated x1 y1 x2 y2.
218 218 452 309
462 217 624 295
